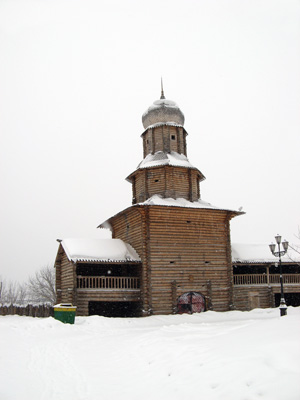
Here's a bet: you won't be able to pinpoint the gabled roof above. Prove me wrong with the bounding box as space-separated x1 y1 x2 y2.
59 238 141 263
232 243 300 264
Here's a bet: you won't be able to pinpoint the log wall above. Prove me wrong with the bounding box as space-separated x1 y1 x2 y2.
146 206 234 314
131 166 201 203
55 246 63 304
142 126 187 158
110 207 150 314
75 290 141 316
58 252 76 305
233 286 274 310
110 205 236 315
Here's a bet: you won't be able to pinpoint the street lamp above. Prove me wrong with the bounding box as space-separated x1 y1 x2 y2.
269 234 289 316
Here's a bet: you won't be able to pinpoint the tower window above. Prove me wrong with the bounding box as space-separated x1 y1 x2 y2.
171 134 176 140
154 179 159 182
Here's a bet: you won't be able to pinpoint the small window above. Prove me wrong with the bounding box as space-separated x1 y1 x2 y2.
186 220 191 224
154 179 159 182
171 134 176 140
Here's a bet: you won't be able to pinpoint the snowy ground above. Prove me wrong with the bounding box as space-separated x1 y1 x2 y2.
1 308 300 400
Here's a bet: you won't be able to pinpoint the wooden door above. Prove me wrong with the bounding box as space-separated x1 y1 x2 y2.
177 292 206 314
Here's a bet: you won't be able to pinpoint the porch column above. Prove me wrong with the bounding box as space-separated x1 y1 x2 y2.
266 265 270 286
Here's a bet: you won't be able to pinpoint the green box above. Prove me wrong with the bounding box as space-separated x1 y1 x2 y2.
54 304 77 324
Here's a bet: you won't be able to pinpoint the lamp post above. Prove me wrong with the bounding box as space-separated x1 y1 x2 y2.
269 235 289 316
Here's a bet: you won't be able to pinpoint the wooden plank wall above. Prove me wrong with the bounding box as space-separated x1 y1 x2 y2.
146 206 234 314
153 125 164 154
110 207 149 314
147 168 166 198
110 205 236 315
142 126 187 158
54 246 63 304
134 170 146 203
76 291 141 316
167 168 189 199
233 286 273 310
60 252 76 304
133 166 200 203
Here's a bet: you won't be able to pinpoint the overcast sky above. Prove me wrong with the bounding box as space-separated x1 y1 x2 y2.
0 0 299 282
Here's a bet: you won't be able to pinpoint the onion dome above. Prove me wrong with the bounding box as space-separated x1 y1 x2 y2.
142 86 185 130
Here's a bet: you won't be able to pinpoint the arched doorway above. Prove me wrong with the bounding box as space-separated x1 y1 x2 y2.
177 292 206 314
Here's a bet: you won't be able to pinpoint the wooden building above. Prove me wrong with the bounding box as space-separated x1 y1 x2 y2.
55 89 300 316
232 243 300 310
55 238 142 316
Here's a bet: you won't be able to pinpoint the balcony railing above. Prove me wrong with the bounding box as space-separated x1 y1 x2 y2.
77 276 140 290
234 273 300 286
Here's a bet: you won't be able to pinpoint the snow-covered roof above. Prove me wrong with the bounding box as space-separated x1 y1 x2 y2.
137 151 197 170
138 194 242 213
232 243 300 264
99 196 243 230
60 238 141 263
143 98 179 114
142 98 185 129
141 121 184 133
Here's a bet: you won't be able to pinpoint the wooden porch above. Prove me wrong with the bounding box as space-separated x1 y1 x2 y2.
233 272 300 311
75 276 141 316
233 273 300 286
77 275 140 290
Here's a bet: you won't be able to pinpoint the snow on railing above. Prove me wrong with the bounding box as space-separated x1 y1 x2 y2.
77 276 140 290
233 273 300 285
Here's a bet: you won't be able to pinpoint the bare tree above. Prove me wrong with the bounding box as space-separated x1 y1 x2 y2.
285 227 300 266
0 279 28 305
27 266 56 305
18 283 28 304
0 278 5 305
0 279 3 303
6 281 20 304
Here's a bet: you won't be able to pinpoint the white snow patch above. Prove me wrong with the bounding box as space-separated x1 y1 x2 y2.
142 98 179 116
143 121 184 131
138 194 240 213
137 151 196 169
232 243 300 263
61 238 141 262
0 308 299 400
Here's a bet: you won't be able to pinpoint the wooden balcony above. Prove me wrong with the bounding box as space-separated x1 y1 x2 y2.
234 274 300 286
77 276 140 290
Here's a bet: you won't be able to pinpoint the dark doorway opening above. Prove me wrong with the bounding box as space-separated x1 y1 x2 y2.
177 292 206 314
274 293 300 307
88 301 141 317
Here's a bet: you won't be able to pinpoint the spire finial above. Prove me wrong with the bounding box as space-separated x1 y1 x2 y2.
160 77 165 99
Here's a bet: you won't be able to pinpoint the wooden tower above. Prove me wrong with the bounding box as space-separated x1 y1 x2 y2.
99 89 243 315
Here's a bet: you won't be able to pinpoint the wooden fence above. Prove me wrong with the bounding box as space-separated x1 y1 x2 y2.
0 304 53 317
